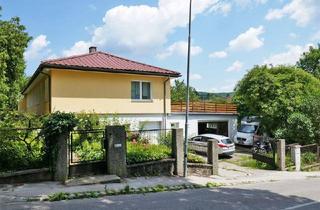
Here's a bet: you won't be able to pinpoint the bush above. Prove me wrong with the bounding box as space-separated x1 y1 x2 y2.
0 111 45 172
127 142 171 164
301 152 317 166
187 152 206 163
75 140 104 161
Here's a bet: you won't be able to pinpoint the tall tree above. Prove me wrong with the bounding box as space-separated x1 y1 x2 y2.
233 65 320 144
297 44 320 79
171 79 200 102
0 6 31 110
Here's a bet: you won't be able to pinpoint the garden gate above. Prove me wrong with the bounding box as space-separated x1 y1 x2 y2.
252 135 277 168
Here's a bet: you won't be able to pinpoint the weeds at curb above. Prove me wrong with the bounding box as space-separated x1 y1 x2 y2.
43 182 223 202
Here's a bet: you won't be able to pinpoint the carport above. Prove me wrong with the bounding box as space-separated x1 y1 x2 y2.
198 121 228 136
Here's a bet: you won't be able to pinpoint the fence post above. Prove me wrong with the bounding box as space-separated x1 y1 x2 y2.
292 145 301 171
172 128 184 176
277 139 286 171
207 139 219 175
54 132 69 183
105 126 127 177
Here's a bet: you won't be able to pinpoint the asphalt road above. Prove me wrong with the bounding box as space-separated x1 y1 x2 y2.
2 178 320 210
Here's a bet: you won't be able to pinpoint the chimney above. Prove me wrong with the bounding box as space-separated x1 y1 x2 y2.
89 46 97 53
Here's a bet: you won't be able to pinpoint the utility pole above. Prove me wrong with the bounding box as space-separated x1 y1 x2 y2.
184 0 192 177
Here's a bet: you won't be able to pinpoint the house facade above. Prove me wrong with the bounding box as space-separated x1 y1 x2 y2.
20 47 237 138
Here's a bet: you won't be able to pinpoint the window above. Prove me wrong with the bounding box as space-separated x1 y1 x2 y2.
131 81 151 100
131 81 140 100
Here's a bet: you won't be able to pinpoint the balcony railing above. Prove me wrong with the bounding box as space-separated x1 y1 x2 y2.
171 101 237 114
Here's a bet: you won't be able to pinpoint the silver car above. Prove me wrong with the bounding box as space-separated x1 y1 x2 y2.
189 134 235 156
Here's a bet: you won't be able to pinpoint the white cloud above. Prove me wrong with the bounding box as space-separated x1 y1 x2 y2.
265 0 319 27
225 60 244 72
228 26 265 51
62 41 91 56
311 30 320 41
209 2 232 16
65 0 220 56
157 41 202 59
210 79 238 92
209 51 227 58
24 35 50 60
190 73 203 80
289 33 298 39
235 0 267 8
263 44 313 66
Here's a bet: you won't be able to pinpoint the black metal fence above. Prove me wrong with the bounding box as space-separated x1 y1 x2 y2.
69 129 106 164
0 127 46 173
252 135 277 168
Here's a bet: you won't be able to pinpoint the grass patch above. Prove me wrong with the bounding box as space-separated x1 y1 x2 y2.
225 155 276 170
45 182 223 202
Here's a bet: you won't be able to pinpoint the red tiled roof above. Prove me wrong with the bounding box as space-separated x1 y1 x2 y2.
41 51 181 77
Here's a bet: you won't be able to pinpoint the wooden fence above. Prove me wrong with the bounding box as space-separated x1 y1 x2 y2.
171 101 237 114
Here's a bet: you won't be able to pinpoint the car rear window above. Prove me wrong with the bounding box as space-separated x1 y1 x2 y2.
221 138 233 144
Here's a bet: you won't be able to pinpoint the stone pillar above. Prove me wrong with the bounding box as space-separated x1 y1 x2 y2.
207 139 219 175
54 132 69 183
292 145 301 171
105 126 127 177
172 128 184 176
277 139 286 171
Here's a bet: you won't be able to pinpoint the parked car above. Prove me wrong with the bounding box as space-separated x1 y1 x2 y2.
189 134 235 156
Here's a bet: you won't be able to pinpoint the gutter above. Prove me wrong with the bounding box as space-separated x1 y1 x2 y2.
163 77 170 130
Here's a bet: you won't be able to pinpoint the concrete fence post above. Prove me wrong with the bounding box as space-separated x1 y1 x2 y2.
172 128 184 176
207 139 219 175
105 126 127 177
277 139 286 171
292 145 301 171
54 132 69 183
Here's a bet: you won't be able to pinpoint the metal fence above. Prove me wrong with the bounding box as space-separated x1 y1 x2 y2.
252 135 277 168
69 129 106 164
0 127 46 173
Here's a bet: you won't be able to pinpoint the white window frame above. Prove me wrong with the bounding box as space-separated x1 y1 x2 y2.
131 80 152 102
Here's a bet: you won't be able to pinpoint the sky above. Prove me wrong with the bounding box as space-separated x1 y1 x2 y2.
1 0 319 92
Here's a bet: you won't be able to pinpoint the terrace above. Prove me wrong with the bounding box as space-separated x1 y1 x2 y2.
171 101 237 114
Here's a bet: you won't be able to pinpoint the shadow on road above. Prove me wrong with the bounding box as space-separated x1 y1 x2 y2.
3 186 319 210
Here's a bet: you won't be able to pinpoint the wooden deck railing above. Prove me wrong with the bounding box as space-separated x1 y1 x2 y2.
171 101 237 114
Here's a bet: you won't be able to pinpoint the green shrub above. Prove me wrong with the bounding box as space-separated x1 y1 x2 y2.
158 131 172 147
301 152 317 166
187 152 206 163
0 111 45 172
127 142 171 164
76 140 104 161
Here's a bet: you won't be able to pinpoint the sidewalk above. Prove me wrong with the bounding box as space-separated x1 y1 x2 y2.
1 163 320 204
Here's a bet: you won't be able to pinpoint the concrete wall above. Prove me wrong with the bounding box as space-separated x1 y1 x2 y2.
50 69 171 114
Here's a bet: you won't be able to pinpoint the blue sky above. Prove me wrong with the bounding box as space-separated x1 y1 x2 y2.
1 0 319 92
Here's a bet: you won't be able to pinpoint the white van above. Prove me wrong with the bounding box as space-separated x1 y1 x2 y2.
233 116 261 146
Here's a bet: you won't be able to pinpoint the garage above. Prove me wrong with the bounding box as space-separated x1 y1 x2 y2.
198 121 228 137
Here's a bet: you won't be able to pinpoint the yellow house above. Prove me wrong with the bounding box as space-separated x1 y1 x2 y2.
20 47 181 129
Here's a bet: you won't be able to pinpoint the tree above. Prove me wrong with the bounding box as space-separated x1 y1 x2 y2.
0 7 31 110
171 80 200 102
233 65 320 144
297 44 320 79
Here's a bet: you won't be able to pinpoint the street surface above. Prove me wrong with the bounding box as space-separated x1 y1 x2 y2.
2 178 320 210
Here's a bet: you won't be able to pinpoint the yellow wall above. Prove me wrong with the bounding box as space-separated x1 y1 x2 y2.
50 69 171 114
23 76 50 115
